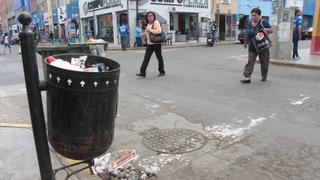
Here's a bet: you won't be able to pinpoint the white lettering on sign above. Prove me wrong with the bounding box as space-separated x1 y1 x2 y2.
150 0 208 8
83 0 121 15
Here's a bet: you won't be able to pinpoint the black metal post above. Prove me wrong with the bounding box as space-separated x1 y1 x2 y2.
136 0 139 23
18 12 54 180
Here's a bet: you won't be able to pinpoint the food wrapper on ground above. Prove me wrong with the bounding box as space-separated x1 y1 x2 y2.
91 153 112 174
109 149 138 170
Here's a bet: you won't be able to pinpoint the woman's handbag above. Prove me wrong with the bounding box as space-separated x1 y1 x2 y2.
252 20 273 54
149 23 166 43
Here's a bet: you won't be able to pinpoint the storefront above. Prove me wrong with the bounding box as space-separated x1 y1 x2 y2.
169 12 198 41
97 13 113 42
79 0 127 44
139 0 210 43
79 0 210 45
216 13 237 41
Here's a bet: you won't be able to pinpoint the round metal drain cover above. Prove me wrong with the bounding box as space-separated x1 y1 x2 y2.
143 128 207 154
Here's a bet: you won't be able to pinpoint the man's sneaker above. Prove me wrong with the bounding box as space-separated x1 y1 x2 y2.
158 73 165 77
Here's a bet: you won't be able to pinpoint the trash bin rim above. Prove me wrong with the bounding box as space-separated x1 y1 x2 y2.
44 53 120 74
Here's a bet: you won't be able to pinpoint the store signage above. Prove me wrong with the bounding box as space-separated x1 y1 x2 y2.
53 8 59 24
67 2 79 20
83 0 121 15
58 6 67 24
44 12 51 26
150 0 208 8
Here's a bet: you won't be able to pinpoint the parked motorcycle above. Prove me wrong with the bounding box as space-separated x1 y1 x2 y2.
207 32 215 47
10 37 20 45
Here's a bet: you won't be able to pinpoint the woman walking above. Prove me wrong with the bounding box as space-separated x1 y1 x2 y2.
136 11 165 78
241 8 273 84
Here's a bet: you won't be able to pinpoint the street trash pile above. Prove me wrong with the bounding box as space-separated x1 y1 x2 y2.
91 149 158 180
47 56 108 72
87 38 107 57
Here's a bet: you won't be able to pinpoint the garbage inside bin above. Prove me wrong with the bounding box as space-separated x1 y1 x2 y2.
44 54 120 160
47 55 108 72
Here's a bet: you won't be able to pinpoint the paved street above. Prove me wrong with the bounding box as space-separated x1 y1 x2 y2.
1 41 320 179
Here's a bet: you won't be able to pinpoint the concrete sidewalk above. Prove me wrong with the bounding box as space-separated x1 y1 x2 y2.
1 43 319 180
106 40 235 50
107 42 320 69
270 48 320 69
0 126 80 180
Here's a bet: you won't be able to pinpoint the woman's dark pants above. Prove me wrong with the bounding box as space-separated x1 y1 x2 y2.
243 49 270 79
140 44 165 75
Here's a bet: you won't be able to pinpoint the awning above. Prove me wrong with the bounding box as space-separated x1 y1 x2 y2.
138 12 167 24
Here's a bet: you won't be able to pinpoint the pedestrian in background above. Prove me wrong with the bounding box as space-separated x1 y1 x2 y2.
240 8 273 84
136 11 165 78
119 22 129 50
292 9 302 60
33 29 38 47
3 33 11 54
134 20 143 47
49 31 54 45
87 35 97 55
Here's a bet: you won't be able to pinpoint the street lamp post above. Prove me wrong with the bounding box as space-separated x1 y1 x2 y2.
136 0 139 23
93 8 96 38
216 3 220 41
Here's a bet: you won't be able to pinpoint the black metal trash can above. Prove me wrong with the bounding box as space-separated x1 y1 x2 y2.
44 54 120 160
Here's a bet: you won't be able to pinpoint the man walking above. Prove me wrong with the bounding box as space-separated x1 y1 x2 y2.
119 22 129 50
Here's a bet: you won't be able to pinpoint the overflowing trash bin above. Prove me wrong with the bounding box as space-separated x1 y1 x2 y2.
44 54 120 160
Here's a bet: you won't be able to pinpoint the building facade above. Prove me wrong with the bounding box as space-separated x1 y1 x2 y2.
212 0 237 40
79 0 211 46
79 0 127 44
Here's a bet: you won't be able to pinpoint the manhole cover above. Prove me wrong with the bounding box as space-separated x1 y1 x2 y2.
143 128 207 154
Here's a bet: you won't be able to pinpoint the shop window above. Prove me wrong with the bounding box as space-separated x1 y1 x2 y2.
178 14 185 34
98 14 114 43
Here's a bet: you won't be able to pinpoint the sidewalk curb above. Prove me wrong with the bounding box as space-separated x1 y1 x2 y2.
107 42 238 51
270 59 320 70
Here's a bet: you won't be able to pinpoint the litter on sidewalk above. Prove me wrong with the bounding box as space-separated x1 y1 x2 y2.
91 149 158 180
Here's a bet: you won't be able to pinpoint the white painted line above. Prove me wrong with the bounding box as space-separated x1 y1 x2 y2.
225 54 247 59
138 154 190 174
204 117 267 139
289 95 310 105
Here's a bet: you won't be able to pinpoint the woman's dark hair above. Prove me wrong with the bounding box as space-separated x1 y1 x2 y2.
251 8 261 16
295 9 301 16
145 11 156 23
